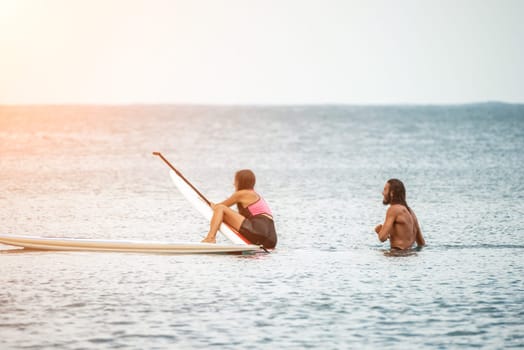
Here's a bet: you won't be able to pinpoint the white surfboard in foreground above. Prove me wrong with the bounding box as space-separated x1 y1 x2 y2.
0 154 259 254
0 234 261 254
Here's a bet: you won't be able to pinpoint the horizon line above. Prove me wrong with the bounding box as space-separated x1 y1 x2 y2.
1 100 523 108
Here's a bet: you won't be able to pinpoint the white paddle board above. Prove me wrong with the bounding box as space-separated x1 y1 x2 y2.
0 234 261 254
168 169 251 245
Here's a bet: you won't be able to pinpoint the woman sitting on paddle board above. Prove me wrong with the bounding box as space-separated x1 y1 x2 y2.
201 169 277 249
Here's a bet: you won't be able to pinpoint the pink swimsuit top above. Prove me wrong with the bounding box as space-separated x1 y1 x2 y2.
239 193 273 218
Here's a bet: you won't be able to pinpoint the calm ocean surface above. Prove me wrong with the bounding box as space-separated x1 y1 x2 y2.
0 104 523 349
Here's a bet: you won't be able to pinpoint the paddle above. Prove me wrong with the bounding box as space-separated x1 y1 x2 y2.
152 152 211 206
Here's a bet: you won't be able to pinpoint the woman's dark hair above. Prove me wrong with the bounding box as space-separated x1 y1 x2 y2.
235 169 256 190
387 178 410 211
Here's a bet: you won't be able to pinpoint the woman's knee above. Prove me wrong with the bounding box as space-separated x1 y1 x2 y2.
213 204 227 213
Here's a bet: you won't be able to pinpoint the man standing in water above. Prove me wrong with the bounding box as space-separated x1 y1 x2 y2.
375 179 426 250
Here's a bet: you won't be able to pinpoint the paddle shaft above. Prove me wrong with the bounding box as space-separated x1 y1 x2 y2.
153 152 211 206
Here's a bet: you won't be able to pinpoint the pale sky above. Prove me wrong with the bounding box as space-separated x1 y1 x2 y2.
0 0 523 104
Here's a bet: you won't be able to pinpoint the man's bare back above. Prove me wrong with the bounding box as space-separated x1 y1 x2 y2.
375 180 425 250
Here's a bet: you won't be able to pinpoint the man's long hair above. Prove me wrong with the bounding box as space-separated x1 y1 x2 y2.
387 178 411 212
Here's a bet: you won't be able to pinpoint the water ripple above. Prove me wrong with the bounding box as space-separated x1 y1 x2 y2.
1 105 523 349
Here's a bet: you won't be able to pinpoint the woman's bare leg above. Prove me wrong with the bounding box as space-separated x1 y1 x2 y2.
202 205 245 243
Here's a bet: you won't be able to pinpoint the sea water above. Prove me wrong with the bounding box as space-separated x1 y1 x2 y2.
0 104 523 349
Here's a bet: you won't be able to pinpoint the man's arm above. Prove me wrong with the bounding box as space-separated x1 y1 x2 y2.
412 212 425 246
376 207 397 242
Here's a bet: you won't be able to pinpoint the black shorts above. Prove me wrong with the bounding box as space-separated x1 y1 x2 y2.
239 215 277 249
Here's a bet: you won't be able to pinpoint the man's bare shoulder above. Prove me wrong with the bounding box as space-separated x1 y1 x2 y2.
387 204 405 215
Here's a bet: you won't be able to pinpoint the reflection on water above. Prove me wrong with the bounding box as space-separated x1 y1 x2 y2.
0 105 523 349
382 248 420 257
